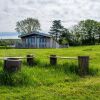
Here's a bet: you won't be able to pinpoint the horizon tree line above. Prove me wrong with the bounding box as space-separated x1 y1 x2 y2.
49 19 100 46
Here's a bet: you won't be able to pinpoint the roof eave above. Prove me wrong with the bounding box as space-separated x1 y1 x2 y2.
19 32 51 38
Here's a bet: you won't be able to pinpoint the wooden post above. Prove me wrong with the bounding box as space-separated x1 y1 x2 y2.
4 58 21 72
50 55 57 65
27 54 35 66
78 56 89 76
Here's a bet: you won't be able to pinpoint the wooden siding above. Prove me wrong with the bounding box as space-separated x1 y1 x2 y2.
22 36 51 48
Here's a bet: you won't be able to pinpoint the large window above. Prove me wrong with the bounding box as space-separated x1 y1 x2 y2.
39 38 42 43
32 37 35 43
26 38 28 44
39 38 45 43
42 38 46 43
28 38 31 45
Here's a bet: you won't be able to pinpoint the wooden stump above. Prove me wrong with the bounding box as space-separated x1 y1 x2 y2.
27 54 35 66
78 56 89 76
50 55 57 65
4 58 21 72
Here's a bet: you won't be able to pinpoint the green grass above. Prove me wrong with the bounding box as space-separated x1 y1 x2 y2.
0 45 100 100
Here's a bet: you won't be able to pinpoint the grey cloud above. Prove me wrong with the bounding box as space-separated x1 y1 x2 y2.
0 0 100 32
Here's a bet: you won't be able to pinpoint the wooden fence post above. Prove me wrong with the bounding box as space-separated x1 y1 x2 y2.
27 54 35 66
4 58 21 72
78 56 89 76
50 55 57 65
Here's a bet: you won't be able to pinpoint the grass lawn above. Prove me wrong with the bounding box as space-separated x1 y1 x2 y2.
0 45 100 100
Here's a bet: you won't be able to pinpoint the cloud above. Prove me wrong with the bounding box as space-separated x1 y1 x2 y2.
0 0 100 32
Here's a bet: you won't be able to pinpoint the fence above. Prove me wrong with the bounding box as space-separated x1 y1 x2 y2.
0 54 90 76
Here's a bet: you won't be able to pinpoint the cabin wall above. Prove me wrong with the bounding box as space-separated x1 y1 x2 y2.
50 38 59 48
21 36 53 48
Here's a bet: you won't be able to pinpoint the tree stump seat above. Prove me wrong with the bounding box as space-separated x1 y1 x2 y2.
4 57 22 72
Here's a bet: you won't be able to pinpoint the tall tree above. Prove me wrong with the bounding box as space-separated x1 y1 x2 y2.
49 20 63 41
97 23 100 43
15 18 40 34
71 19 98 45
81 20 98 45
71 25 82 45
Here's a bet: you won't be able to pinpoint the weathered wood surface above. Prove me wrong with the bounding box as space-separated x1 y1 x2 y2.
27 54 35 66
50 55 57 65
78 56 89 76
0 54 90 76
0 56 35 60
0 56 91 60
4 58 22 72
59 57 77 59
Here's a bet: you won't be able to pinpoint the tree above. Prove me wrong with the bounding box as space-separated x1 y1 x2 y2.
49 20 63 41
81 20 98 45
97 23 100 43
15 18 41 34
59 28 72 45
71 25 82 45
71 19 98 45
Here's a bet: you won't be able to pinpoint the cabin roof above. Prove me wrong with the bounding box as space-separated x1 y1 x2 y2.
19 32 51 38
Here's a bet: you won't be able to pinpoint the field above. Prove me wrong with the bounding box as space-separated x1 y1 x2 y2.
0 45 100 100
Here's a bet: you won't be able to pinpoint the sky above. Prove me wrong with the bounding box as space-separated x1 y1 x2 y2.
0 0 100 34
0 32 18 39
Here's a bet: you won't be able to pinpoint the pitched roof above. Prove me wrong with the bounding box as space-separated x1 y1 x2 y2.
19 32 51 38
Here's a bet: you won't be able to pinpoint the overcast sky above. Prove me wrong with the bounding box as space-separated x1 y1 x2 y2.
0 0 100 33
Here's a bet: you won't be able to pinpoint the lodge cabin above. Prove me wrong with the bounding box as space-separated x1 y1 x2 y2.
18 32 59 48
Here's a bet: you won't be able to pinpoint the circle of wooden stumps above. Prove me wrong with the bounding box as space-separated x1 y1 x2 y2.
50 55 57 65
78 56 89 76
27 54 35 66
4 58 22 72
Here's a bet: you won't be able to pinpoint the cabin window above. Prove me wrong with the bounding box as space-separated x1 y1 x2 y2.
27 38 31 45
26 38 28 44
32 37 35 43
42 38 45 43
28 38 30 44
39 38 42 43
